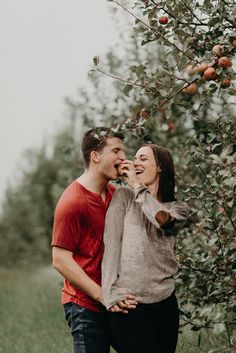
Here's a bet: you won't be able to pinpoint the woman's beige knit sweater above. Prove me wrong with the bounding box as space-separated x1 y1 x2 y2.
102 185 190 309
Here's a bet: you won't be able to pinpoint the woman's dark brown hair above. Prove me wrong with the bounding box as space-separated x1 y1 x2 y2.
141 144 176 202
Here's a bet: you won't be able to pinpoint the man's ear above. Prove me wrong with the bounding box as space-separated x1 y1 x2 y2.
90 151 100 163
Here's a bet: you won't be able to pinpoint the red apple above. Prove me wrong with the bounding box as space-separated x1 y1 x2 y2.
218 56 232 68
221 79 231 88
204 67 216 80
212 45 224 57
167 122 175 132
194 63 209 74
140 109 150 119
183 83 198 95
159 16 169 25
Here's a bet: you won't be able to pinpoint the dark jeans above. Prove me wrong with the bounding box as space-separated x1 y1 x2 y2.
64 302 111 353
108 291 179 353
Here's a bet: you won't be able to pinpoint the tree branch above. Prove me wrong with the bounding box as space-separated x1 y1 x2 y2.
180 0 207 25
95 67 156 92
112 0 197 62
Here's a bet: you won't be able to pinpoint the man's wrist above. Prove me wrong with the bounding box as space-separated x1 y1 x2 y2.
93 288 103 304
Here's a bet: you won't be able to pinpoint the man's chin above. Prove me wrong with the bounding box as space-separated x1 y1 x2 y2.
110 171 120 180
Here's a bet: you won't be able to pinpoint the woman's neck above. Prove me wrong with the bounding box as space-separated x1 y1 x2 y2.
147 181 159 199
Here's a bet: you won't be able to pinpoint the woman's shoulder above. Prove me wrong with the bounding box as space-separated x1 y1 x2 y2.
113 186 135 200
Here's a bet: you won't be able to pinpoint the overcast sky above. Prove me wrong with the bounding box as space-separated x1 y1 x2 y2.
0 0 123 205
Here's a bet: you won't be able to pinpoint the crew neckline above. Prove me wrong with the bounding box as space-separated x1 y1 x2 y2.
75 180 112 200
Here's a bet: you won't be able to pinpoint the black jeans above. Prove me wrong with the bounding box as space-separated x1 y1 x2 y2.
64 302 111 353
108 291 179 353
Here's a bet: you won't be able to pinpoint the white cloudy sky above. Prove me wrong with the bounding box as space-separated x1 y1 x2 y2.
0 0 126 205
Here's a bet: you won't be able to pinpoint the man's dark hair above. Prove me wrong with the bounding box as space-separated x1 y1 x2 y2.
82 127 124 168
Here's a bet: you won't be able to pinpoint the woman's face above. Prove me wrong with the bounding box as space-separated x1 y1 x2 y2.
133 146 160 187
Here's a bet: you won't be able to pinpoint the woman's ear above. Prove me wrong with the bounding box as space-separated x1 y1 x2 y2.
90 151 100 163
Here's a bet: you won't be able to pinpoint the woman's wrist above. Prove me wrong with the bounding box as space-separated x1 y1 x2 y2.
129 181 142 189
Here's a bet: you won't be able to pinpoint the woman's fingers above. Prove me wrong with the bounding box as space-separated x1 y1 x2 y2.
124 294 138 305
109 304 122 312
108 294 138 314
119 160 135 176
109 303 128 314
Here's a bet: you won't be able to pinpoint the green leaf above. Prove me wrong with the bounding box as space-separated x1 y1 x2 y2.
191 325 202 331
93 56 99 66
123 84 134 97
198 332 202 347
228 88 236 95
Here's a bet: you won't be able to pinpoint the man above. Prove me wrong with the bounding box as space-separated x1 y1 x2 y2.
52 127 137 353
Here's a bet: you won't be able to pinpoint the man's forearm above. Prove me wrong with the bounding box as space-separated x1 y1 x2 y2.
52 247 103 304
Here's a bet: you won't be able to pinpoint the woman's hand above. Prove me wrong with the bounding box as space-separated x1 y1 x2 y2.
155 210 174 227
118 160 142 189
108 294 138 314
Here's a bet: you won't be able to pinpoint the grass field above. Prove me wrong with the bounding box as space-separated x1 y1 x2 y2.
0 266 224 353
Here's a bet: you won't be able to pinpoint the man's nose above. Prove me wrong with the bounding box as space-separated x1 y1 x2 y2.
119 151 126 160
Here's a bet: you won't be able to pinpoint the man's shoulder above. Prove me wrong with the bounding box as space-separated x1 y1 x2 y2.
55 181 87 215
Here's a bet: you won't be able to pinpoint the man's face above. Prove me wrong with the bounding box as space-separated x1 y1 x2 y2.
97 137 126 180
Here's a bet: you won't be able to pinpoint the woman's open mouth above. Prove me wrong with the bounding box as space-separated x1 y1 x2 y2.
135 170 144 175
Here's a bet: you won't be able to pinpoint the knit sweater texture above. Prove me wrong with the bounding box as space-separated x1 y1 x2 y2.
102 185 190 309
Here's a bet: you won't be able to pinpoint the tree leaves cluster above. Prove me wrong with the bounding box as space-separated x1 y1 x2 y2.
95 0 236 349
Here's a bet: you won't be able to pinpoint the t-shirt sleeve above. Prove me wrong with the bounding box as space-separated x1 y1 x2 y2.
51 206 81 252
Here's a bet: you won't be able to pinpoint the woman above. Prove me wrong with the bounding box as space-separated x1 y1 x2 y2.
102 144 190 353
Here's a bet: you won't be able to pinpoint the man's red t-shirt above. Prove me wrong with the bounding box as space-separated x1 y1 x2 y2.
51 180 115 312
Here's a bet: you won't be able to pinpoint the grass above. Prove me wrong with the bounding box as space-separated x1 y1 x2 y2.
0 266 231 353
0 266 70 353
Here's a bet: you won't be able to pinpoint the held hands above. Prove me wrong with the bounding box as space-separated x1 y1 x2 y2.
118 160 141 189
108 294 138 314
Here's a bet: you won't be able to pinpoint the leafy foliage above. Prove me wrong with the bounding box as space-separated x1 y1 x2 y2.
95 0 236 350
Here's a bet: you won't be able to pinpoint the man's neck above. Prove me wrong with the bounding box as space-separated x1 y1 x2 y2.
77 170 108 196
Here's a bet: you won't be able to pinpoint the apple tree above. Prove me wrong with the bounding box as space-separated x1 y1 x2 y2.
92 0 236 350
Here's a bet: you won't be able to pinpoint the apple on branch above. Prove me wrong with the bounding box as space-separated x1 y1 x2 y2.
183 83 198 95
212 45 224 57
218 56 232 68
221 79 231 88
159 16 169 25
204 67 217 80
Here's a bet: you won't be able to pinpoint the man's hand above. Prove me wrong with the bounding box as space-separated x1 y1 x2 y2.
108 294 138 314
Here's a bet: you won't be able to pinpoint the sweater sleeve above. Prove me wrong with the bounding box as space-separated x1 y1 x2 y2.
134 185 190 235
102 187 131 310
